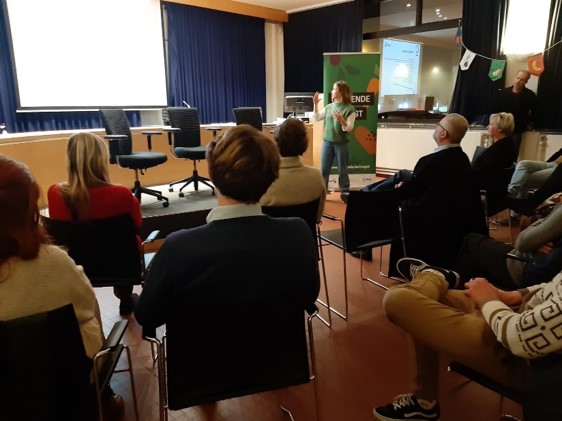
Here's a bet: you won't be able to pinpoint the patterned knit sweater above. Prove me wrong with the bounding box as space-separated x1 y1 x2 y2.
482 272 562 358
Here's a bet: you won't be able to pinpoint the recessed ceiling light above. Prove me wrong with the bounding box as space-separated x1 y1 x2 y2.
406 3 411 7
436 8 440 12
443 17 448 19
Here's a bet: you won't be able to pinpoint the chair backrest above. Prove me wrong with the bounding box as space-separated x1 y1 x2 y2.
99 109 133 162
164 301 310 409
471 145 487 165
232 107 263 130
0 304 93 420
166 107 202 148
42 213 143 287
484 165 515 216
261 198 320 239
344 190 405 254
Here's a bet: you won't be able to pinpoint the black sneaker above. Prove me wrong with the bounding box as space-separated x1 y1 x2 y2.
396 258 460 289
373 393 440 421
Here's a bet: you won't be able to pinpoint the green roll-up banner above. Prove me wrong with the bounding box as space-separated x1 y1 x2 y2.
323 53 380 189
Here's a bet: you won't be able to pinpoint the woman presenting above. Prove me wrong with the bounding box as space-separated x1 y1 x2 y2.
313 80 356 203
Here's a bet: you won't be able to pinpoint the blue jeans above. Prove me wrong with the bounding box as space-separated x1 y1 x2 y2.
508 160 558 198
321 140 349 193
362 169 414 192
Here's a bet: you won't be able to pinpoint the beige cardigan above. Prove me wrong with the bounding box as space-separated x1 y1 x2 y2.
0 244 103 358
260 156 327 222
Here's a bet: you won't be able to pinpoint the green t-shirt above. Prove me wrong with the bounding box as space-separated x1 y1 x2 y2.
322 102 356 144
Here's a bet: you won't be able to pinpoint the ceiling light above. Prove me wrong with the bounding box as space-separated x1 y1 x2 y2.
443 17 448 19
436 8 440 12
406 3 411 7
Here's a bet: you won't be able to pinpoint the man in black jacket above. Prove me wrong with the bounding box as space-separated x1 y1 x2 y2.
361 113 487 269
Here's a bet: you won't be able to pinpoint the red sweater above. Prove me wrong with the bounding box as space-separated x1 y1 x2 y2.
47 184 142 233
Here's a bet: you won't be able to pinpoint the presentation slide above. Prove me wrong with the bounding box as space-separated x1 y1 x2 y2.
5 0 168 110
381 38 422 97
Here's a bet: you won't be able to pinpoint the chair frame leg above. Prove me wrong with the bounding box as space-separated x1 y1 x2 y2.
316 225 348 325
131 170 169 206
169 160 215 196
360 246 406 290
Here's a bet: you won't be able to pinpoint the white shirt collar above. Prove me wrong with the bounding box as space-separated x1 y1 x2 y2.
206 203 264 222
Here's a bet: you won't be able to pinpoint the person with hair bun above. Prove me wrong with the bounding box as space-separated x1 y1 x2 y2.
48 132 142 315
260 118 326 221
135 124 320 331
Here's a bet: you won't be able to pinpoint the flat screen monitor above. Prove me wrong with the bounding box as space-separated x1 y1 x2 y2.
284 92 314 116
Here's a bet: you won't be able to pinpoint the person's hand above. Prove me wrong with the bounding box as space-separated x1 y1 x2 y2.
463 277 500 307
313 92 320 105
332 111 345 126
536 242 554 254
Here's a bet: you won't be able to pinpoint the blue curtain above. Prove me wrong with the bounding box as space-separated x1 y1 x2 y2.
0 0 139 133
283 1 364 92
166 2 266 124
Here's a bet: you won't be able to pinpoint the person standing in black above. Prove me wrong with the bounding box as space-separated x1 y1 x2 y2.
491 69 537 156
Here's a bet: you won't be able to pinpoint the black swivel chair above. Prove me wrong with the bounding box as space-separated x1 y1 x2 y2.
99 109 169 207
165 107 214 197
0 304 138 421
233 107 263 130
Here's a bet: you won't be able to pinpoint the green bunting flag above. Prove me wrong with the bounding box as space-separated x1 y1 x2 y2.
488 59 506 81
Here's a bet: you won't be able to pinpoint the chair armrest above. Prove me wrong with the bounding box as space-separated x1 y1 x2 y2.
322 213 342 222
506 252 531 263
141 131 162 151
102 320 128 350
104 134 128 141
163 127 180 146
142 229 160 246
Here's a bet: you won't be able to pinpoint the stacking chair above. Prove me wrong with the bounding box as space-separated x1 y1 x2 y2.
319 190 407 292
145 303 321 421
233 107 263 130
42 213 158 288
164 107 214 197
99 109 169 207
262 198 338 327
482 166 516 244
0 304 138 421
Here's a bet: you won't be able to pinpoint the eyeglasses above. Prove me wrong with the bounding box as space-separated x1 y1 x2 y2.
436 122 448 136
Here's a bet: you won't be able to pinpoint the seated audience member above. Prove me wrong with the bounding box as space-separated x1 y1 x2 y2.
361 113 487 268
472 112 517 192
135 125 320 329
0 156 123 417
373 256 562 421
456 202 562 290
260 118 326 221
48 132 142 315
508 146 562 199
509 163 562 215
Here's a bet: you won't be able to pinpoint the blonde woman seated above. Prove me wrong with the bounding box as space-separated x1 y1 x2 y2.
48 132 142 315
260 118 326 221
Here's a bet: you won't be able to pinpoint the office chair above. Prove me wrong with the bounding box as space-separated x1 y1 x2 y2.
0 304 139 421
42 213 159 288
145 304 321 421
233 107 263 130
164 107 214 197
99 109 169 207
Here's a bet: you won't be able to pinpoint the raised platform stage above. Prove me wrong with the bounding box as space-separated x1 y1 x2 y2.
139 184 217 238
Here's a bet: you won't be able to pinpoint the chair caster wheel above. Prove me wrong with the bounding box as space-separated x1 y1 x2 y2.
179 192 185 198
163 201 169 208
169 187 173 192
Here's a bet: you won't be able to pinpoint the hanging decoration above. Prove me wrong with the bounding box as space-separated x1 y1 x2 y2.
456 29 562 78
527 53 545 76
460 49 475 71
488 59 506 81
455 27 462 45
